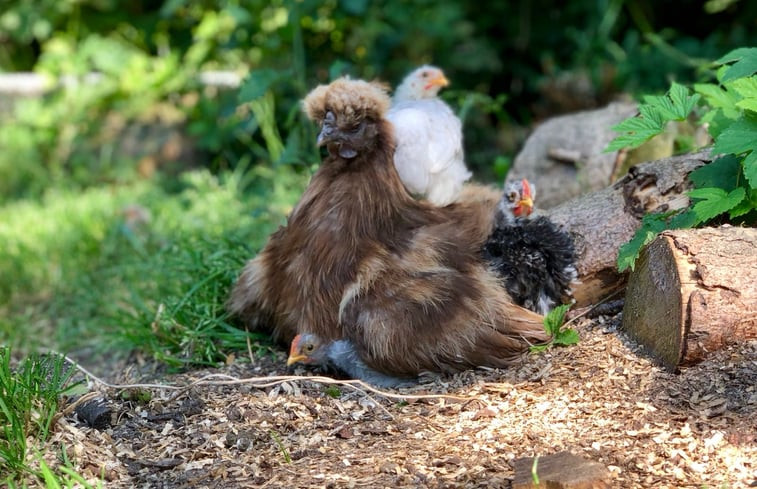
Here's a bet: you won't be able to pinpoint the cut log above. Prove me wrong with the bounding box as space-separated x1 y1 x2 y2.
621 226 757 371
511 451 611 489
543 149 711 306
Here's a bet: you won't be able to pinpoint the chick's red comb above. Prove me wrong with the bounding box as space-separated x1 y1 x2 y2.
521 178 532 198
289 334 302 355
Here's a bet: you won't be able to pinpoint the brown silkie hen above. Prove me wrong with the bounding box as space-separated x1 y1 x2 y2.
228 77 549 381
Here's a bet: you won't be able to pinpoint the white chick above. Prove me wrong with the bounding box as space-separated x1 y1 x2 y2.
387 65 472 206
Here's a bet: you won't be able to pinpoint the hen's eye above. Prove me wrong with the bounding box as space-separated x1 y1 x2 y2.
507 191 518 202
304 343 315 353
421 71 429 78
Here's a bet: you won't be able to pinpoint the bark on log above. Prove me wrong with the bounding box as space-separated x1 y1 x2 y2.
621 226 757 371
542 149 711 307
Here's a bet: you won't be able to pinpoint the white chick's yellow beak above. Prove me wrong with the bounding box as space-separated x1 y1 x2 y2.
424 75 449 90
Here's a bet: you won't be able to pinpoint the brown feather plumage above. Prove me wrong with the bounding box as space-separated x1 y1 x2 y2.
228 77 549 377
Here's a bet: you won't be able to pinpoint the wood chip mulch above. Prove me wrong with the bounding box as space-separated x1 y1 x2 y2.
41 314 756 488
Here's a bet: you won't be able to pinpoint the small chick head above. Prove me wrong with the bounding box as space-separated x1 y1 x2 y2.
514 178 535 217
395 65 449 100
287 333 327 367
498 178 535 221
302 77 391 124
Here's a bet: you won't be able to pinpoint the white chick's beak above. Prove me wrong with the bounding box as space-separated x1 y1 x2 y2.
424 75 449 91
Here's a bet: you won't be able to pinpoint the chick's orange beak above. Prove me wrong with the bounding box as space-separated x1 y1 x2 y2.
517 196 534 215
286 354 307 366
287 334 307 366
515 178 534 216
424 75 449 91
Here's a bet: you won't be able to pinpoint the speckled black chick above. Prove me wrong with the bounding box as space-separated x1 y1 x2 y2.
483 179 577 315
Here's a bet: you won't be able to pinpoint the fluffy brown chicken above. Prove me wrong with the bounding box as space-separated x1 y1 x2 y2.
228 77 549 379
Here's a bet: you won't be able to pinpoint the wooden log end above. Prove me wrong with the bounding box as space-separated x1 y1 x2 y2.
512 451 611 489
621 236 684 371
622 226 757 371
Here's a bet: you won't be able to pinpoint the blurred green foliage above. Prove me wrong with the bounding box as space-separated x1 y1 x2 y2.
0 0 755 366
2 0 756 196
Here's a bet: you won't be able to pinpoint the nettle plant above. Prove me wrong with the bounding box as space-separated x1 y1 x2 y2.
607 47 757 272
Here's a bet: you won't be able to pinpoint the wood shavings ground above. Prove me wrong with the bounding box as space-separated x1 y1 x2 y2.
41 314 756 488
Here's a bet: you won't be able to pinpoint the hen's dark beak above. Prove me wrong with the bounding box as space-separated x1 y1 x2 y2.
317 111 337 147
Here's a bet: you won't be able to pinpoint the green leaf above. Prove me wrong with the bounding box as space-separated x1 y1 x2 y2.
736 98 757 112
715 47 757 66
554 328 580 346
605 106 665 152
731 76 757 113
729 187 757 218
716 47 757 82
534 304 579 350
731 76 757 99
605 132 655 152
605 82 699 152
694 82 741 118
238 69 282 103
641 83 699 120
702 108 735 139
668 209 699 229
616 212 672 272
543 303 571 336
657 82 700 119
711 117 757 155
617 228 655 272
689 187 746 222
688 155 742 191
743 151 757 188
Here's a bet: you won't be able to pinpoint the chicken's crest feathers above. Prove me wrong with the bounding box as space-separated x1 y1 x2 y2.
303 77 391 123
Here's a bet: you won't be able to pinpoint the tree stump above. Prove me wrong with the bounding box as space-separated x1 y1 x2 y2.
621 226 757 371
511 451 610 489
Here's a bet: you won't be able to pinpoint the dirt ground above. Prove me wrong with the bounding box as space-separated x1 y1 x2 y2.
45 312 756 488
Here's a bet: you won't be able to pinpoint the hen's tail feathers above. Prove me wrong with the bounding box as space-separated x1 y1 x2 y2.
467 302 551 368
227 256 296 344
502 304 551 344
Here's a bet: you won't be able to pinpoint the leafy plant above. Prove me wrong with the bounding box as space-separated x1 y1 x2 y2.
531 304 579 352
605 81 700 152
0 348 80 484
609 47 757 271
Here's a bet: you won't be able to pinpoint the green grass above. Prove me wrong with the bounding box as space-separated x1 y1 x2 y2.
0 159 307 484
0 348 81 484
1 164 306 366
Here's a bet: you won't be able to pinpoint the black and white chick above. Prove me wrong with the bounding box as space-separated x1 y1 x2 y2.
483 178 578 315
